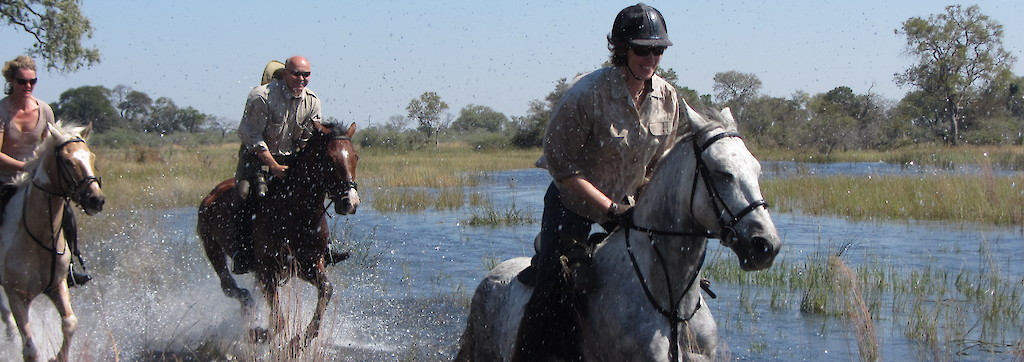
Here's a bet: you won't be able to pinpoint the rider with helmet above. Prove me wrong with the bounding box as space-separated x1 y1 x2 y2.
513 3 680 360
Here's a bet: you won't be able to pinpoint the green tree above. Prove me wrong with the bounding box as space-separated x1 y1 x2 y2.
804 87 861 156
0 0 100 72
740 94 809 149
52 85 121 132
512 78 570 148
895 4 1016 145
112 85 152 130
713 70 762 119
451 104 508 133
406 91 448 144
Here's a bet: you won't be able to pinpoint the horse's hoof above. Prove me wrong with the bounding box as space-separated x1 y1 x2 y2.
248 327 269 344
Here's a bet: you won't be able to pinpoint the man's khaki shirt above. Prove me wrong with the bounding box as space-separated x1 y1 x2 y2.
541 67 679 221
237 80 322 156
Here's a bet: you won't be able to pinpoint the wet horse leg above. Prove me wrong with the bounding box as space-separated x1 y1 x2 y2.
0 289 17 339
298 260 333 347
256 270 285 344
5 289 39 361
45 286 77 362
200 233 253 312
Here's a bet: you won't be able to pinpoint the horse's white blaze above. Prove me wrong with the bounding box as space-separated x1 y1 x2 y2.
347 189 360 207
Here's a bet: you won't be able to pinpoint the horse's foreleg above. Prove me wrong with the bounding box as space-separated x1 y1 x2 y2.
5 290 38 362
256 272 285 344
300 265 333 347
45 286 77 362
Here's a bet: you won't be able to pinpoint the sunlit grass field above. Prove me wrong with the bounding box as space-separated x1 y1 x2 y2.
92 141 1024 228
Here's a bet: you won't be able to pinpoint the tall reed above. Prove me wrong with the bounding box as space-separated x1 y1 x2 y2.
763 172 1024 225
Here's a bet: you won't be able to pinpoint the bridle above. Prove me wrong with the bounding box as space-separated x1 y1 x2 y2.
313 132 357 218
26 137 101 293
690 131 768 246
622 130 768 361
33 138 102 201
325 134 358 200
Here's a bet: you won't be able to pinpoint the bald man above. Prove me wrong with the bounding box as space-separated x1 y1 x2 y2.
232 56 322 274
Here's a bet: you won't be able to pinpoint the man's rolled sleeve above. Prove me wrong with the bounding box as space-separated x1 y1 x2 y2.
238 91 270 153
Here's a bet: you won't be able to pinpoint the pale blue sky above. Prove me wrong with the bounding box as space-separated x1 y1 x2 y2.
0 1 1021 127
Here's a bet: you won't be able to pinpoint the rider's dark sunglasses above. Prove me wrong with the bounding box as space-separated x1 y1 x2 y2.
632 46 666 57
291 70 311 78
15 78 37 85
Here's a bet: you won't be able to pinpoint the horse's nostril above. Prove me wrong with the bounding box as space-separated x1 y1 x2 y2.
752 236 771 254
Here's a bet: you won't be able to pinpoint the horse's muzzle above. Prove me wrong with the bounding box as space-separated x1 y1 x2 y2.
80 193 105 215
332 190 359 215
733 234 780 271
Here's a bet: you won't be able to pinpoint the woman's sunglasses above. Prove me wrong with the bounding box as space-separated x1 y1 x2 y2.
632 46 666 57
15 78 37 85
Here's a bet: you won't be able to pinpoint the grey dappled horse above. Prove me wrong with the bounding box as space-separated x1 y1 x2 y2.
0 122 103 362
456 103 781 361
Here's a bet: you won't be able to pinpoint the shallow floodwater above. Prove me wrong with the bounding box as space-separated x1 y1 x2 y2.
0 165 1020 361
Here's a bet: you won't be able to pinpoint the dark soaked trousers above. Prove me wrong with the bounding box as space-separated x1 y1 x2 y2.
512 183 593 362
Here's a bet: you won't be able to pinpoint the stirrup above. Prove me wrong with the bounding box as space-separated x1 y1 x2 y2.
67 270 92 287
560 246 594 294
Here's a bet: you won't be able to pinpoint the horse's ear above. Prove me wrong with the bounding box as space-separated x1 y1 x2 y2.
45 122 57 140
720 108 735 124
683 99 709 129
81 122 93 140
313 121 329 135
345 122 357 138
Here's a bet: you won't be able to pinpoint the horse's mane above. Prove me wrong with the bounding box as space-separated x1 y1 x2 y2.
14 121 87 186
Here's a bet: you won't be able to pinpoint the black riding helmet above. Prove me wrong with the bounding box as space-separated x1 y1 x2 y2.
610 3 672 47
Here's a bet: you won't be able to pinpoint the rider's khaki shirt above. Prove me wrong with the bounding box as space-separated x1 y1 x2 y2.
540 66 679 222
237 80 322 156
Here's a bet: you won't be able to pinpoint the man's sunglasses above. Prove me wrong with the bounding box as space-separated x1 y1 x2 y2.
15 78 37 85
291 71 311 78
632 46 666 57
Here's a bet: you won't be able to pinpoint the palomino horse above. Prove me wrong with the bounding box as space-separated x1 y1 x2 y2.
0 122 104 362
456 104 781 361
197 122 359 351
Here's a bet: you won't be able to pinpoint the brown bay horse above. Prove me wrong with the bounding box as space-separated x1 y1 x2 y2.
0 122 104 362
197 122 359 351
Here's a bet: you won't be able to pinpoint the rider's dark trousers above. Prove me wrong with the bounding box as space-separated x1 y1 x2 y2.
512 182 593 361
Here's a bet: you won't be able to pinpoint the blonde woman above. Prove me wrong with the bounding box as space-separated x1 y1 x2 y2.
0 55 92 286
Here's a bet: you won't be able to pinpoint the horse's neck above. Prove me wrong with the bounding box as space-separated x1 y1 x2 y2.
611 139 707 303
271 167 326 211
632 141 701 233
18 165 68 242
